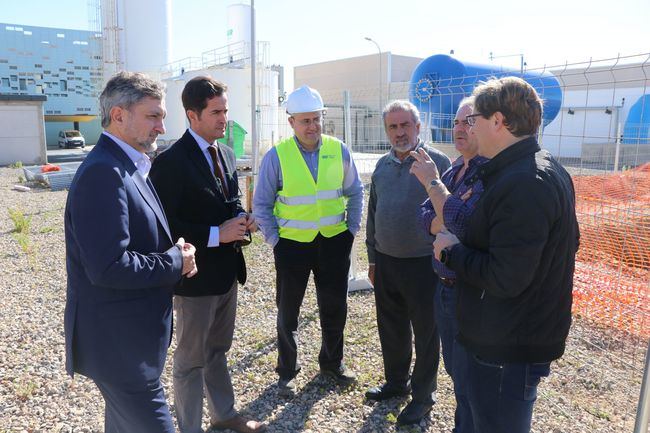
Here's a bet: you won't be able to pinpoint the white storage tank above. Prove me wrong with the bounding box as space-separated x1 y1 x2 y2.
102 0 172 81
227 3 252 55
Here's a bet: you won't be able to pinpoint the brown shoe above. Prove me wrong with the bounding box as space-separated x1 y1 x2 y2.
211 414 267 433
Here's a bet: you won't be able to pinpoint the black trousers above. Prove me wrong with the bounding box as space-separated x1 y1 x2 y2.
273 230 354 380
374 251 440 403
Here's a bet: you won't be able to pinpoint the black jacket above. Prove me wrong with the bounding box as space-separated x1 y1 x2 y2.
150 130 246 296
447 136 579 363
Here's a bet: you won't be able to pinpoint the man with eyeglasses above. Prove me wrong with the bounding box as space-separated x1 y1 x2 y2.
411 96 487 433
429 77 579 433
364 100 450 426
151 76 265 433
253 85 363 398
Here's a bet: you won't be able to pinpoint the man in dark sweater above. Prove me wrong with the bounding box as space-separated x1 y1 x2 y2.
429 77 579 433
365 100 451 426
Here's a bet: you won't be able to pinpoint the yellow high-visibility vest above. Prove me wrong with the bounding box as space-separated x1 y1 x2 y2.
274 135 348 242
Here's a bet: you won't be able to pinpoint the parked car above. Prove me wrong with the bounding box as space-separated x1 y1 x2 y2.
57 130 85 149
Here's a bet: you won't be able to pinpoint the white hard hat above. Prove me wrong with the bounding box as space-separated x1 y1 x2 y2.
285 85 325 114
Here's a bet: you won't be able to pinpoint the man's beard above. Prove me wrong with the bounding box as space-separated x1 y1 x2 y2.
138 137 158 153
392 141 415 154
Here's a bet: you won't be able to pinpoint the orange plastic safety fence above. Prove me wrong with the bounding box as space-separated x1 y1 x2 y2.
572 163 650 338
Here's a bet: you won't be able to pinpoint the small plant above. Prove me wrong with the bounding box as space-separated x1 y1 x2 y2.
15 379 37 401
17 174 25 183
9 160 23 169
385 412 397 423
8 208 37 267
8 208 32 234
14 232 31 255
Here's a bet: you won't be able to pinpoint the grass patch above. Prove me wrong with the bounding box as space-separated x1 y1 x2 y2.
15 379 37 401
8 208 32 234
9 161 23 169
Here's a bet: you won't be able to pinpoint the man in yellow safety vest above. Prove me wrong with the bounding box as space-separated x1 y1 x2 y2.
253 85 363 398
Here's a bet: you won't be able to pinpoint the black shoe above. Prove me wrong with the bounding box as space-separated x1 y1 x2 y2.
277 378 296 398
365 383 411 401
320 365 357 386
396 400 434 425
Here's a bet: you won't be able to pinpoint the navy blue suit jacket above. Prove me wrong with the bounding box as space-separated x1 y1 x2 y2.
64 134 183 385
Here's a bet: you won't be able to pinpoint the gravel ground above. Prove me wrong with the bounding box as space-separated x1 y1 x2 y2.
0 166 646 433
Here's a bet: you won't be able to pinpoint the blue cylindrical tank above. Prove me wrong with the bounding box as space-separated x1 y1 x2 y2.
409 54 562 141
622 94 650 146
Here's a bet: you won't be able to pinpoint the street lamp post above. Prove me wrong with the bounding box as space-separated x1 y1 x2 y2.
364 37 382 118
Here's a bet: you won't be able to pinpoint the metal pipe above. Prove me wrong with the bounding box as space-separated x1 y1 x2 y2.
249 0 257 212
250 1 257 175
364 37 382 122
633 341 650 433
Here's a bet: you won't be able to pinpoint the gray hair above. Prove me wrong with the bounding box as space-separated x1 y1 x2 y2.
382 100 420 125
457 96 474 112
99 72 166 128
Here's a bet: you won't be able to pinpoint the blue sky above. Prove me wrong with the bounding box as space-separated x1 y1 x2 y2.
2 0 649 87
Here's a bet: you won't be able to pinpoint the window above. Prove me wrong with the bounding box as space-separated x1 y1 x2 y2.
1 78 9 87
59 80 67 91
10 75 17 81
35 85 43 94
57 33 65 38
19 79 26 90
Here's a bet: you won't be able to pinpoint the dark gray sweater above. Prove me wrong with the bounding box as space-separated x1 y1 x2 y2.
366 143 451 262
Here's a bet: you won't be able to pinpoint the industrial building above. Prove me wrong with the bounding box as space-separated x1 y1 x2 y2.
0 22 102 149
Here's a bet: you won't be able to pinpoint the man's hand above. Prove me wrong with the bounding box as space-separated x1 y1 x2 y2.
433 231 460 261
176 237 198 278
368 264 375 286
244 213 258 233
409 148 440 187
219 215 247 243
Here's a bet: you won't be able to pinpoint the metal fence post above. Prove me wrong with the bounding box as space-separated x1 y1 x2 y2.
634 341 650 433
345 89 372 293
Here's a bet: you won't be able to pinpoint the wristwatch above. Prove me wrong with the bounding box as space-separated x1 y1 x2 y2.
426 178 442 193
439 246 452 265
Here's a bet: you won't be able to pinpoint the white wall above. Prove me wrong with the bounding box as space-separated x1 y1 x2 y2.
0 101 46 166
542 86 645 158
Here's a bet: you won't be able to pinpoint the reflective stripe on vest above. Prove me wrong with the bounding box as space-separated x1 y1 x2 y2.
274 135 347 242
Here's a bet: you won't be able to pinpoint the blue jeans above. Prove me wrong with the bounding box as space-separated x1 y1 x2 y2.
434 280 473 433
463 352 551 433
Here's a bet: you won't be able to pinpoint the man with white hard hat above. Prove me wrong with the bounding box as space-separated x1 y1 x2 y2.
253 85 363 398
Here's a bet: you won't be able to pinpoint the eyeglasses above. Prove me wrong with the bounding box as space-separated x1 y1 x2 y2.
465 113 483 127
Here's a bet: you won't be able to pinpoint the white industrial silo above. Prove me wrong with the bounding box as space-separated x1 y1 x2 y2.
101 0 172 82
227 3 252 57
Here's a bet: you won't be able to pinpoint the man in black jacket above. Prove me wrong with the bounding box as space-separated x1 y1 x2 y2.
150 76 265 433
431 77 579 433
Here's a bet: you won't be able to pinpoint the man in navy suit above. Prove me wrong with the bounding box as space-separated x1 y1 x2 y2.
151 76 264 433
64 71 197 432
